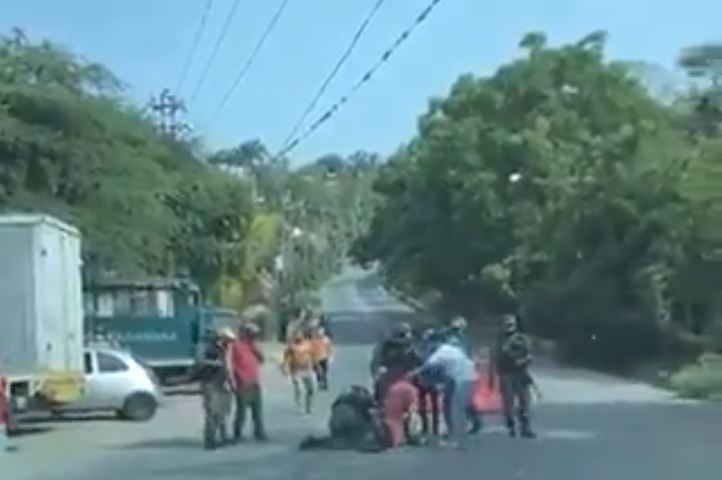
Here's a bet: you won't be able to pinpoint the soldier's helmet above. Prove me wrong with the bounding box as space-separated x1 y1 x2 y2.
394 322 413 339
502 315 518 333
450 316 467 331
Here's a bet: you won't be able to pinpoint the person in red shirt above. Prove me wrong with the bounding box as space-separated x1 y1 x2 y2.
381 377 418 447
230 322 268 442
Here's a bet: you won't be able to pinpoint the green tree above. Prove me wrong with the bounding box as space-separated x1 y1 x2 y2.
354 31 719 367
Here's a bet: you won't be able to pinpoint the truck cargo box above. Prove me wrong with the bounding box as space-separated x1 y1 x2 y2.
0 214 84 377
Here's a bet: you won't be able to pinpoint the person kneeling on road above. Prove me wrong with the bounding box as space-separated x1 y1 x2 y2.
381 376 420 448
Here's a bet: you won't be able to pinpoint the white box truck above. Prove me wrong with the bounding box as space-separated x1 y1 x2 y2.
0 214 85 430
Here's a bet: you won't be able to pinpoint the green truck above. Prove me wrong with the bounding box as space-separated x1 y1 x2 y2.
83 278 240 385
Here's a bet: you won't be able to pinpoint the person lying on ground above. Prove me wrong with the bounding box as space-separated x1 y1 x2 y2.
298 386 389 453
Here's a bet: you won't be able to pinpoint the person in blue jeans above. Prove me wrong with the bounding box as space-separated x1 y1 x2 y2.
408 337 476 449
445 317 483 434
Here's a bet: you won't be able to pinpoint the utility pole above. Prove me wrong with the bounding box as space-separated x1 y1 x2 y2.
148 88 188 139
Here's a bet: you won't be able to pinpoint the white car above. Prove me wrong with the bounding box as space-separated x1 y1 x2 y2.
57 346 163 421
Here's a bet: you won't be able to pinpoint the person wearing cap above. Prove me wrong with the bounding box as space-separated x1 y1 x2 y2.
197 327 236 450
490 314 535 438
230 322 268 442
443 317 482 435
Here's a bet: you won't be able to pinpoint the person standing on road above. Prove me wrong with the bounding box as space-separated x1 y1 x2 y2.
282 331 317 414
310 327 333 391
412 328 442 438
408 336 476 449
446 316 483 434
490 314 536 439
197 328 235 450
318 313 333 340
230 322 268 443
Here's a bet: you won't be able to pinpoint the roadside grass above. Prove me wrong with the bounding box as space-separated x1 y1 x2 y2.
668 357 722 401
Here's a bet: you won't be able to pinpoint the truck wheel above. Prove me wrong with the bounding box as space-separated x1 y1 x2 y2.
6 405 20 437
121 393 157 422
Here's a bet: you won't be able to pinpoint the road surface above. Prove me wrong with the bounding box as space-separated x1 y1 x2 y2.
5 268 721 480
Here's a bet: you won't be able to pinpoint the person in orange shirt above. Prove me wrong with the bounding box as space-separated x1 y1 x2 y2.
281 331 316 414
310 327 333 391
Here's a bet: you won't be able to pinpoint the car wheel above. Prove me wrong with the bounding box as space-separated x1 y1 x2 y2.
121 393 157 422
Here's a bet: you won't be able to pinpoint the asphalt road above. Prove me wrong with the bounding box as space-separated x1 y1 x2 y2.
5 267 722 480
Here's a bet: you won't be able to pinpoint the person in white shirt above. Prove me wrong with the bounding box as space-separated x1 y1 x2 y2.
409 338 476 448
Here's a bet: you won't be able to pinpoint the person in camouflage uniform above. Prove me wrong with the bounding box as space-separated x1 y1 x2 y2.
491 315 536 438
197 327 235 450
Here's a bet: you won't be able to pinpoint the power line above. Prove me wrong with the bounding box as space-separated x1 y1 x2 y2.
205 0 293 126
277 0 387 152
188 0 243 104
175 0 214 94
275 0 444 158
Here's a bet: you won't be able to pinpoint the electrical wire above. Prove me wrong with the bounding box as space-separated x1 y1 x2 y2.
205 0 293 125
188 0 243 103
275 0 444 158
277 0 387 152
175 0 214 94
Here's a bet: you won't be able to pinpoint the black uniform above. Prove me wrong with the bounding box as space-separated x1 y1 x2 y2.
299 386 388 453
375 336 417 403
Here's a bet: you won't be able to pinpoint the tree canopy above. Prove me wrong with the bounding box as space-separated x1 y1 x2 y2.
0 30 367 308
353 32 722 368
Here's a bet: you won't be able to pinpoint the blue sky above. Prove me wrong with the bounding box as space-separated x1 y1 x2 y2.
1 0 720 164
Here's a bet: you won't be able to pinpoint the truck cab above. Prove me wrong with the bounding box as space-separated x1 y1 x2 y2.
83 278 239 385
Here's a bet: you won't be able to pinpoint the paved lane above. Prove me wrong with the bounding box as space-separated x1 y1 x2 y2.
7 268 721 480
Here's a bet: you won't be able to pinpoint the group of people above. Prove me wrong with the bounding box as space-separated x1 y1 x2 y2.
302 313 538 453
280 308 334 414
196 309 538 453
196 308 334 450
196 323 268 450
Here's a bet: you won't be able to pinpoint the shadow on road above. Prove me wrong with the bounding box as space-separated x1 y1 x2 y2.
162 385 200 396
22 412 119 424
8 425 54 437
114 437 202 450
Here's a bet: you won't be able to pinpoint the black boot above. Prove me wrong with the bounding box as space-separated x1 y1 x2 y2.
519 413 536 439
505 417 517 438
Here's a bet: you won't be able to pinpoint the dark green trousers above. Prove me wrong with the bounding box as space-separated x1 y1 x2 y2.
233 384 266 440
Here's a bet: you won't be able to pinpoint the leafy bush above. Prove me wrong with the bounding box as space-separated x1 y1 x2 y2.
669 363 722 399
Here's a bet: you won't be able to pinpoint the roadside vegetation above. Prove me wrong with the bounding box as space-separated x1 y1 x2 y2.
351 31 722 391
0 29 376 312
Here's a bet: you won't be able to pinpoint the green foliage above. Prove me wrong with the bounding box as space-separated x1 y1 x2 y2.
670 362 722 400
0 29 379 316
0 31 254 294
353 31 722 369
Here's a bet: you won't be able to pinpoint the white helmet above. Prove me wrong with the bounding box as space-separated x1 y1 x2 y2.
451 316 467 330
